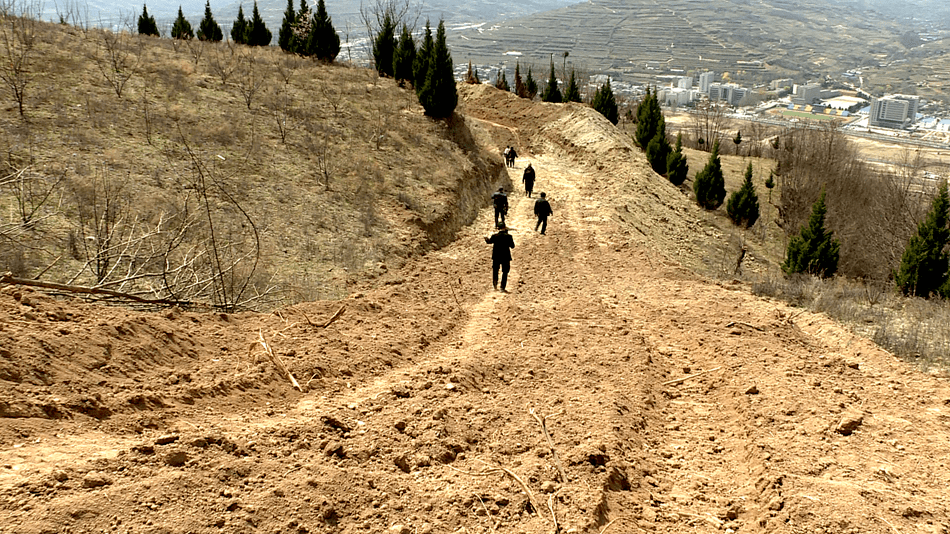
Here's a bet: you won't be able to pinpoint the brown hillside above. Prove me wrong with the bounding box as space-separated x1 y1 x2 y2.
2 41 950 534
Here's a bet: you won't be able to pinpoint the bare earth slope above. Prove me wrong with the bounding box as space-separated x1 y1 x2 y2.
1 84 949 534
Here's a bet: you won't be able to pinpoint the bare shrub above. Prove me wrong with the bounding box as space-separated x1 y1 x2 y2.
207 40 238 85
93 27 138 98
689 100 728 150
0 10 36 116
235 49 266 110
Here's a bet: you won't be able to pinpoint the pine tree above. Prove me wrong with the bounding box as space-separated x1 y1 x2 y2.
418 19 457 118
895 181 950 297
764 172 775 203
231 5 248 44
726 162 760 228
278 0 296 51
393 23 416 86
693 139 726 210
495 69 509 91
246 1 272 46
525 67 538 99
635 87 663 149
465 61 477 84
541 58 561 103
304 0 339 62
138 4 159 36
514 63 525 98
412 21 432 93
591 79 618 124
782 189 839 278
372 10 397 77
171 6 194 39
197 0 223 41
292 0 311 52
563 69 581 103
666 133 689 186
646 115 670 175
473 67 480 84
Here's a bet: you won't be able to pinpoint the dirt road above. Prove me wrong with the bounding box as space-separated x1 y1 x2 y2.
2 86 950 534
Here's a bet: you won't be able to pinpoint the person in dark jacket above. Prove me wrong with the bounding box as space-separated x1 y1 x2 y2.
507 146 518 167
491 187 508 225
522 163 535 197
484 221 515 292
534 192 553 235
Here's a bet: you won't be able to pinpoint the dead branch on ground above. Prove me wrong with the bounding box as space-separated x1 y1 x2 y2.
449 461 540 517
529 407 568 483
253 329 302 391
662 367 722 387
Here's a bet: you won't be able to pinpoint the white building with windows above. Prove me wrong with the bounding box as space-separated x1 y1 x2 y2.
869 95 920 129
699 71 715 93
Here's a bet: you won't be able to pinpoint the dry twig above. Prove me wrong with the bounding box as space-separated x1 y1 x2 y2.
725 321 763 331
450 461 540 517
662 367 722 387
253 329 302 391
529 407 568 483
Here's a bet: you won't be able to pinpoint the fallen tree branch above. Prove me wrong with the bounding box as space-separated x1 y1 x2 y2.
451 461 540 517
530 407 568 483
321 305 346 328
254 329 302 391
662 367 722 387
725 321 763 331
0 272 187 306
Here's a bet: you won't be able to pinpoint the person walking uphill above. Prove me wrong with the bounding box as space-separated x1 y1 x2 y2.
485 222 515 292
491 187 509 225
522 163 536 197
534 192 553 235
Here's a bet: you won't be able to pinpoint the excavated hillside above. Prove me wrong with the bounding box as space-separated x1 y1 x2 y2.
1 83 949 534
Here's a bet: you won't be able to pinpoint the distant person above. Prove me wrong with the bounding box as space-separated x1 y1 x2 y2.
491 187 508 225
534 192 553 235
508 147 518 167
503 146 511 165
522 163 536 197
484 221 515 292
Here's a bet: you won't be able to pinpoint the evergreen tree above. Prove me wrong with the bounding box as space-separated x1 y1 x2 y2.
733 130 742 155
591 79 618 124
495 69 510 92
292 0 312 51
304 0 339 61
514 63 525 98
418 19 457 118
563 69 581 103
278 0 296 51
764 171 775 203
393 23 416 86
465 61 477 84
541 58 562 103
525 67 538 99
782 189 840 279
246 1 272 46
635 87 663 149
231 5 248 44
666 133 689 186
473 66 480 84
693 139 726 210
645 115 670 175
197 0 223 41
726 162 760 228
171 6 194 39
138 4 159 36
412 21 432 93
895 181 950 297
372 9 397 77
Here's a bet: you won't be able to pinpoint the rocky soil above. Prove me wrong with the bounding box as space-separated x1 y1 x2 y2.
1 84 949 534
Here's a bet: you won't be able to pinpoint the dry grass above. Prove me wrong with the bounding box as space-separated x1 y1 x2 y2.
0 16 493 309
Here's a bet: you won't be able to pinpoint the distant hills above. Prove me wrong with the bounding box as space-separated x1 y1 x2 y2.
37 0 950 101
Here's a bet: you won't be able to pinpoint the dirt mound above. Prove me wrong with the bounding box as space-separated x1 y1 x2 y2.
2 84 949 534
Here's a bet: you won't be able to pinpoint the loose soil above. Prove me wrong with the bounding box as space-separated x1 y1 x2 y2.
1 85 949 534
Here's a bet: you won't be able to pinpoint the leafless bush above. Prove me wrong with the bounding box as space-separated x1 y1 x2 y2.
235 49 265 110
268 88 296 144
0 10 36 116
93 27 138 98
53 0 90 32
184 37 203 66
207 40 239 85
275 54 301 85
689 100 727 150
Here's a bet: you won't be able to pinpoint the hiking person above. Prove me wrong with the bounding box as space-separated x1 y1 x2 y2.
484 221 515 292
508 147 518 167
522 163 536 197
503 146 511 166
491 187 508 225
534 192 553 235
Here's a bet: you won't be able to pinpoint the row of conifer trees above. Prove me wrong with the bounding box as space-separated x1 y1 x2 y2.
138 1 272 46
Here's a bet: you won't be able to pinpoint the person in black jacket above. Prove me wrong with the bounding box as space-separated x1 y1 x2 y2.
522 163 535 197
491 187 508 225
484 222 515 292
534 192 553 235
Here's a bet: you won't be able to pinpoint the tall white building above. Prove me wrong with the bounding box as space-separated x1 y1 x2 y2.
869 95 920 129
708 83 747 106
677 76 694 90
699 71 715 93
792 84 821 105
